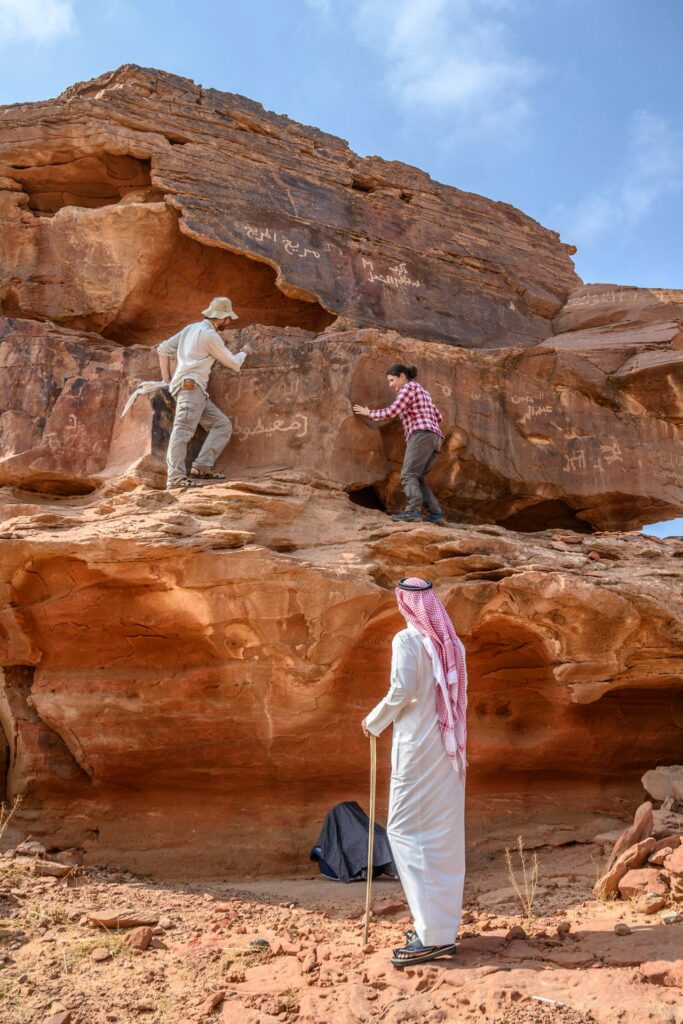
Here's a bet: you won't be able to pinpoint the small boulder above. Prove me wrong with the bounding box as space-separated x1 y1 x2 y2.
605 802 653 871
664 846 683 876
648 847 673 867
16 841 47 858
301 950 318 973
613 923 631 936
123 926 154 951
505 926 526 941
13 856 70 878
91 947 112 962
556 921 571 937
44 1014 72 1024
635 894 667 915
661 911 682 925
593 837 657 899
52 849 83 868
199 991 225 1014
652 834 682 854
618 868 668 900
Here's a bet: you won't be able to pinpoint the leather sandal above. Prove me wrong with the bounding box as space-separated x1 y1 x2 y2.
190 468 226 480
391 936 456 967
168 479 201 489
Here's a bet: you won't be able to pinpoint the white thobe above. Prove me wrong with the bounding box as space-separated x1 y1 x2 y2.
365 623 466 947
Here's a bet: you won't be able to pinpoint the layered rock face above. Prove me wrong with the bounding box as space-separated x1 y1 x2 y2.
0 65 578 349
1 484 682 875
0 66 681 876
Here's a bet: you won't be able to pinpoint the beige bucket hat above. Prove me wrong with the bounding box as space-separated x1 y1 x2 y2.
202 296 238 320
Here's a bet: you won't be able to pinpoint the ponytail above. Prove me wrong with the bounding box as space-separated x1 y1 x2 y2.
387 364 417 380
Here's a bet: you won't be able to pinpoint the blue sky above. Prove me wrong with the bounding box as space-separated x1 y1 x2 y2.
1 0 681 536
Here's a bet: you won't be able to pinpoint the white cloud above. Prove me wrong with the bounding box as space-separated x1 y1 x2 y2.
0 0 75 45
346 0 538 135
558 111 683 247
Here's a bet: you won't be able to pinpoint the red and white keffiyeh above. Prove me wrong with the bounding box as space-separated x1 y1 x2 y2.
396 577 468 774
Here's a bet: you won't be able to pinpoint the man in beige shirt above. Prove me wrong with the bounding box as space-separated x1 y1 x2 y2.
158 297 250 489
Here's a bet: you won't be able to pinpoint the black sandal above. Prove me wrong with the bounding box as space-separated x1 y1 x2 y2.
190 468 226 480
391 937 457 968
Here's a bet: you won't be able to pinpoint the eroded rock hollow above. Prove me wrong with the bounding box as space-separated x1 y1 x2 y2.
0 66 681 876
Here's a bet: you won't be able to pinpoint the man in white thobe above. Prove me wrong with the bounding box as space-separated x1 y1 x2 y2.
363 576 467 966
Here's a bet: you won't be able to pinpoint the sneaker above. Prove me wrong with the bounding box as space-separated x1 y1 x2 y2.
424 511 445 524
391 511 424 522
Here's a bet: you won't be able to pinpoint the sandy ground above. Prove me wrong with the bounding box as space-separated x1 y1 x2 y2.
1 843 682 1024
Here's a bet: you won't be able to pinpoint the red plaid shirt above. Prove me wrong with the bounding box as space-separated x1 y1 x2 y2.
368 381 444 440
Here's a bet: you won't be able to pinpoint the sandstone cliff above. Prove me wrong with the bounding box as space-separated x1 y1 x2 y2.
0 66 681 876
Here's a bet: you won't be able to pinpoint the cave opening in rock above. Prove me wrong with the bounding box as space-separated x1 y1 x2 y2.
7 154 163 214
3 149 338 344
497 499 594 534
98 222 337 345
350 177 376 193
348 486 386 511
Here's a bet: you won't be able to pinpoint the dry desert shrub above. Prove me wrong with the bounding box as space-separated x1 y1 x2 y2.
280 987 300 1013
0 796 22 842
505 835 540 920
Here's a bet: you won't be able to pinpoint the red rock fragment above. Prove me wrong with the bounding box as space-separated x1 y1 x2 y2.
88 910 158 929
618 868 668 900
606 802 654 870
636 894 667 914
123 926 154 951
664 846 683 875
648 847 673 866
594 837 657 899
199 991 225 1014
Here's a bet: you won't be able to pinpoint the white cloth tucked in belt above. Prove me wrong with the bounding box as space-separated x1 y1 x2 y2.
120 381 170 417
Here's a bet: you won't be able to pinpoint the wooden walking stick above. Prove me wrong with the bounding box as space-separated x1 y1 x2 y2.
363 733 377 947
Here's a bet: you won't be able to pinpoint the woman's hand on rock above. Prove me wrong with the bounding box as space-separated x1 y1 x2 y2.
353 404 371 416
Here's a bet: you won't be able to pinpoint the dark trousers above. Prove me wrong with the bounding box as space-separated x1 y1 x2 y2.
401 430 442 514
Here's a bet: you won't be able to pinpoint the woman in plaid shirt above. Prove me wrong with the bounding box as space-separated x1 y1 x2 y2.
353 364 445 524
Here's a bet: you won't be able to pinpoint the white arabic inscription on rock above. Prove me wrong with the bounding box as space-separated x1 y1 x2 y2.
361 258 421 289
243 226 320 260
234 413 309 442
